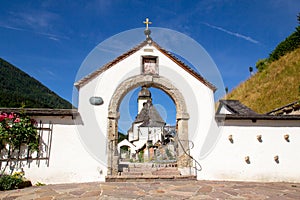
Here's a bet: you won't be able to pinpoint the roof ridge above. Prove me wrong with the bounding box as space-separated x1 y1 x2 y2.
151 42 217 91
74 39 216 92
218 99 258 115
74 40 148 88
266 100 299 115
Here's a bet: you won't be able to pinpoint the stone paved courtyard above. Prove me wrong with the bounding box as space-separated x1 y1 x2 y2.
1 180 300 200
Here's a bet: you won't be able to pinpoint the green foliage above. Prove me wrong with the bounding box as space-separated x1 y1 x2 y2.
0 173 24 191
118 132 128 143
0 172 32 190
0 58 72 108
0 174 23 190
268 28 300 62
138 150 144 162
256 59 269 72
256 15 300 72
120 146 128 151
35 181 46 186
0 112 39 152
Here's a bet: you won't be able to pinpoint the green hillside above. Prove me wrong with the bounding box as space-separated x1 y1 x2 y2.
226 47 300 113
0 58 72 109
226 18 300 114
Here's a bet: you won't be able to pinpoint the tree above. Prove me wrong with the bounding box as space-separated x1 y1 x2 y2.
249 66 253 76
256 59 268 72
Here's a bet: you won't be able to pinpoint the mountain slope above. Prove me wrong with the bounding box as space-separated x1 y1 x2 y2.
0 58 72 109
226 47 300 113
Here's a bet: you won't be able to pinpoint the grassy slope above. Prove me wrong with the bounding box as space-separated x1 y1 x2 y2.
226 47 300 114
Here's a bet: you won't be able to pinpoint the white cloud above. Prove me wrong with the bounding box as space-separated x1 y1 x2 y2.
201 22 260 44
0 9 69 41
8 10 59 30
0 23 68 41
0 24 25 31
85 0 112 15
0 8 70 41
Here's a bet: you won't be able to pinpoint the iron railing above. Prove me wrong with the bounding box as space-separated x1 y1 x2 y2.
177 138 202 176
0 121 53 173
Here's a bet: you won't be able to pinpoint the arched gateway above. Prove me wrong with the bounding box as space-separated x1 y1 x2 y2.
74 19 217 180
107 75 190 175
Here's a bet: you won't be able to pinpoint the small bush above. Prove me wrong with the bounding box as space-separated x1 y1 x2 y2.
138 151 144 162
35 182 46 186
256 58 268 72
0 174 24 190
0 172 32 190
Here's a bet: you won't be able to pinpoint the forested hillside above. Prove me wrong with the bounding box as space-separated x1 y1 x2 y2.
0 58 72 108
226 19 300 113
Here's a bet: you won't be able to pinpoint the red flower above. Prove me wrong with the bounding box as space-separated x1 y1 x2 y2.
30 119 37 126
0 114 5 122
14 118 20 123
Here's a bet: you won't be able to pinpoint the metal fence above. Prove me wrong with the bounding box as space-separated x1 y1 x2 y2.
0 121 53 173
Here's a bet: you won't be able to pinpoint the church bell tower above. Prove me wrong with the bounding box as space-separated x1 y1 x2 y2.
137 86 152 113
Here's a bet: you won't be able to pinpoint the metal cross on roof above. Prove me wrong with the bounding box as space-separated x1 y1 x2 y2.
143 18 152 30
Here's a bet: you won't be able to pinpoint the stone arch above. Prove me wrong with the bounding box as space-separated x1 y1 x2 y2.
107 74 190 175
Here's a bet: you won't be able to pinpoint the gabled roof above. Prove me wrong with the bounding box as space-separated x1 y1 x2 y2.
74 39 216 91
127 100 165 133
139 120 165 127
215 100 300 121
215 113 300 121
134 100 165 127
266 101 300 116
217 100 258 115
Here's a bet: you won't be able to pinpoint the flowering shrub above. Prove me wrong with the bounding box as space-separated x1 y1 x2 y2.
0 112 39 152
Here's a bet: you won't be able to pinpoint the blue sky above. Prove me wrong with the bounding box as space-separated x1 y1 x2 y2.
0 1 299 131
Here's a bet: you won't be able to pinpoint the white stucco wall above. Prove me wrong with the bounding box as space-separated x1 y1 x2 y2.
20 116 107 184
14 115 300 184
197 119 300 182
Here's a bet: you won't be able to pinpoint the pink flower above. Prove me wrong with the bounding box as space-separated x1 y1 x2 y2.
14 118 20 123
8 113 14 119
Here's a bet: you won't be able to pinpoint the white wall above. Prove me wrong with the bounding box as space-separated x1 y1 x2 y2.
197 119 300 182
20 116 107 184
14 116 300 184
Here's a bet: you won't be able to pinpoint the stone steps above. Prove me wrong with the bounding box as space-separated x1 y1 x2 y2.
106 175 197 182
152 168 181 176
121 171 152 176
106 162 196 182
